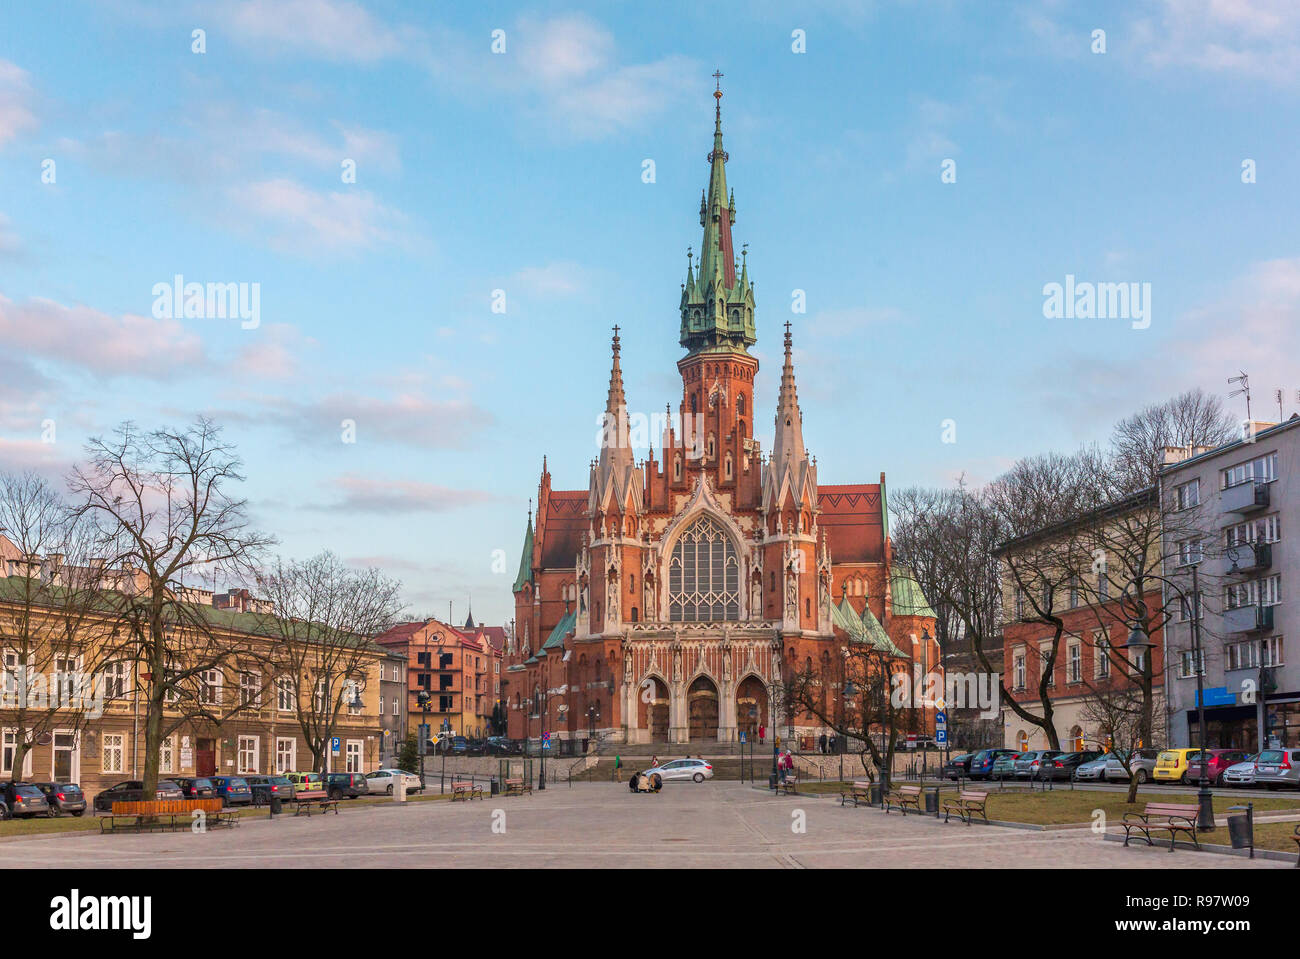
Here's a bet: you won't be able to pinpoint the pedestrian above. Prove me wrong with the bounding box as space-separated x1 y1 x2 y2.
818 732 828 754
614 754 621 782
758 724 766 745
651 754 660 769
829 734 837 754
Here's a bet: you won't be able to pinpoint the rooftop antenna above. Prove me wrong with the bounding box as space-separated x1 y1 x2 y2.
1228 371 1251 421
1276 388 1285 423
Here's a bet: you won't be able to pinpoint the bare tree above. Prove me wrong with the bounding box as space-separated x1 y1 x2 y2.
257 552 403 774
1079 683 1149 803
67 419 275 793
0 472 118 779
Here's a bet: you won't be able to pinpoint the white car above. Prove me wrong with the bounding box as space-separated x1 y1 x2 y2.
365 769 422 795
1221 755 1258 787
640 758 714 783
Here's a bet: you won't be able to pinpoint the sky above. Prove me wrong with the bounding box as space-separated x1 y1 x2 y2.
1 0 1299 627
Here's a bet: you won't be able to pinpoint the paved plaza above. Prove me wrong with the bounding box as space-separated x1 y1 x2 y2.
0 782 1283 869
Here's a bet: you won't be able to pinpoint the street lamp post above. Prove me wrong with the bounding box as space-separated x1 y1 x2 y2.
841 680 857 783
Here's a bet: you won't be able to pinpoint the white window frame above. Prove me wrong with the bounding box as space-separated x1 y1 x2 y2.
239 670 261 707
50 728 79 782
1013 648 1026 691
1094 630 1111 679
276 676 295 713
345 739 362 774
275 737 296 774
199 668 222 706
1067 642 1081 684
1173 478 1200 511
102 732 126 774
237 735 259 775
160 734 175 774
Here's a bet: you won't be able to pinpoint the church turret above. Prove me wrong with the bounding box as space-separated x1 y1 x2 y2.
763 321 817 515
679 75 756 357
590 325 644 523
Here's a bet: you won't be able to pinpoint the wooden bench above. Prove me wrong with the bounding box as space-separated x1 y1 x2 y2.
839 781 872 807
451 780 484 801
291 790 340 817
884 784 923 816
503 778 532 797
100 798 229 833
777 775 798 795
942 789 989 825
1122 802 1199 852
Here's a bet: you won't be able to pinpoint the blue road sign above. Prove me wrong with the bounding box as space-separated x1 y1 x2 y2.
331 736 340 753
936 729 948 745
739 731 747 743
935 711 947 725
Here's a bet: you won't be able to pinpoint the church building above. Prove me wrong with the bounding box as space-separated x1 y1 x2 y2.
503 86 938 747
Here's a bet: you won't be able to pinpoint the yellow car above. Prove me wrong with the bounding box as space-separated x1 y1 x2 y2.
1153 749 1198 783
286 771 325 794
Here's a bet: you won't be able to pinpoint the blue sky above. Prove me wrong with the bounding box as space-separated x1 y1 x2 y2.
2 0 1299 626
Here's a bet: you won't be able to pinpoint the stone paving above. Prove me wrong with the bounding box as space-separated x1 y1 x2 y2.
0 782 1283 868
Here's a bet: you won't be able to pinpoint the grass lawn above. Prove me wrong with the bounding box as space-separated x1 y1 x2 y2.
794 780 1300 826
1199 820 1299 855
0 790 453 839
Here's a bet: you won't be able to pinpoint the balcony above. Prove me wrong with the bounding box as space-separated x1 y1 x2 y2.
1226 542 1272 575
1224 604 1274 633
1221 480 1269 516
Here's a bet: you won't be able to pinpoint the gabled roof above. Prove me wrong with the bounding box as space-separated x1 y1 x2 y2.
816 484 884 563
512 516 534 593
889 565 937 620
831 595 905 656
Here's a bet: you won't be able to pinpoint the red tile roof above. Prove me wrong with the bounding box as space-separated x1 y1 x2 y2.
818 484 884 564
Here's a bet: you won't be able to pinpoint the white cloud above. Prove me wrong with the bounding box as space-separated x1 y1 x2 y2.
0 60 36 148
220 0 408 62
1132 0 1300 84
229 178 409 252
322 474 500 514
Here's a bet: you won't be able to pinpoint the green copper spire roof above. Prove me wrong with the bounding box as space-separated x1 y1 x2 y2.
889 565 937 619
831 594 905 656
679 75 756 357
541 605 576 651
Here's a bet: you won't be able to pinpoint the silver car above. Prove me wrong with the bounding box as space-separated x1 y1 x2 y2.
1014 750 1063 779
1073 756 1111 782
1221 755 1258 787
1253 748 1300 790
640 758 714 783
1105 748 1160 783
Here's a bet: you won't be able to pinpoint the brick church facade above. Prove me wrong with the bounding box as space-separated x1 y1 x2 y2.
503 88 937 747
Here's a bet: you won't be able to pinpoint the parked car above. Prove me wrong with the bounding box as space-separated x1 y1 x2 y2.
1 781 51 818
93 780 182 812
1014 750 1064 779
1221 754 1259 787
1041 751 1103 782
173 777 215 799
990 753 1021 780
1253 748 1300 790
464 739 488 756
967 748 1018 780
1180 748 1248 784
942 753 974 779
32 781 86 816
325 772 368 799
639 758 714 783
1104 749 1160 783
365 768 422 795
1073 755 1111 782
449 736 469 755
209 776 253 806
1153 748 1199 784
244 775 295 805
486 736 520 756
287 771 325 794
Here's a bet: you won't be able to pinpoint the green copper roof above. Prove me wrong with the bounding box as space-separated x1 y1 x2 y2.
541 606 576 652
679 87 756 357
831 595 905 656
889 565 937 619
512 517 533 593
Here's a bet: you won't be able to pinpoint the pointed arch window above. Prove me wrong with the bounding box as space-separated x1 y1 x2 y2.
668 516 740 622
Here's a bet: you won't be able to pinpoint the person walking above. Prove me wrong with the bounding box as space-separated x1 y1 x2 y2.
818 732 828 754
614 754 621 782
758 724 766 745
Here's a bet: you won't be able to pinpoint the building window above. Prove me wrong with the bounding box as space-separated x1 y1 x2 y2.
1067 643 1081 684
1225 514 1280 548
1094 630 1110 679
392 697 400 716
102 733 125 774
276 676 295 712
160 735 175 774
275 737 296 774
1179 649 1205 679
1177 591 1203 622
199 669 222 706
1173 478 1200 511
379 695 385 714
237 736 259 775
668 516 740 622
1013 650 1026 691
101 660 129 701
1222 452 1276 489
1039 642 1054 687
239 670 260 707
1176 538 1203 567
346 740 362 773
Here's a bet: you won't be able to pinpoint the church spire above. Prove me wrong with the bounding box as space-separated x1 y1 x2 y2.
763 320 816 512
591 326 643 515
680 73 756 357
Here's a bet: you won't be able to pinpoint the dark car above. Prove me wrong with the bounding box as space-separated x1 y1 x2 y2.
325 772 368 799
942 753 974 780
209 776 253 807
92 779 184 812
32 782 86 816
245 775 296 805
1041 751 1103 781
464 739 488 756
1 781 52 818
1013 750 1064 779
173 777 215 799
967 748 1018 780
486 737 521 756
450 736 469 755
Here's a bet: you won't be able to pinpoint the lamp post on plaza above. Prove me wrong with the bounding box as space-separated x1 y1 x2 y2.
587 702 600 752
1125 564 1214 831
415 690 432 790
841 680 857 783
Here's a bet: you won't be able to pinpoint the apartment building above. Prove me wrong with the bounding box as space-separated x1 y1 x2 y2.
1159 418 1298 750
378 649 408 765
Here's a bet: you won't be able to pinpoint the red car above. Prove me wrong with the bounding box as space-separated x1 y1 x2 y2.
1186 749 1251 785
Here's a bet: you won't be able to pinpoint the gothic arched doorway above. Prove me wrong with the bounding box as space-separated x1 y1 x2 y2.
735 675 767 740
688 675 719 741
639 677 670 741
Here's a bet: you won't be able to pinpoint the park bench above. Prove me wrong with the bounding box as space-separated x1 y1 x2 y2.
503 778 532 797
1122 802 1199 852
942 789 989 825
883 784 923 816
839 781 872 807
777 776 798 795
451 780 484 802
291 789 340 817
100 798 229 833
